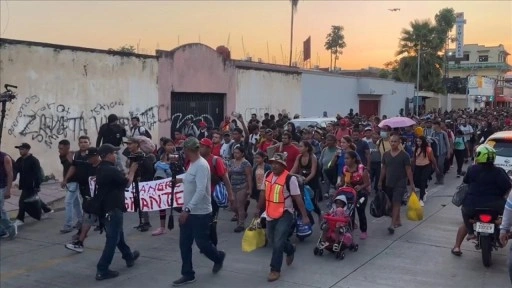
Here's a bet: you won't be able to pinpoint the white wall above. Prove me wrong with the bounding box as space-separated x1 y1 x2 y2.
235 69 302 120
0 41 159 179
301 72 358 117
365 78 415 117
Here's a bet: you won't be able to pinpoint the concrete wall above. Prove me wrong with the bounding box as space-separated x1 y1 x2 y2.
302 71 413 118
0 40 158 179
157 44 236 136
235 69 301 120
301 72 358 117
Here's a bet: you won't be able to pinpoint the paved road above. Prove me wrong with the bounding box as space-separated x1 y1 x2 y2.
1 168 510 288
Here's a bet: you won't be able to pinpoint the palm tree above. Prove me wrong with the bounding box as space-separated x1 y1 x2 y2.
289 0 299 66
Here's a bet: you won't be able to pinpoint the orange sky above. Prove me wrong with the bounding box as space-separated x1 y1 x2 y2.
1 1 511 69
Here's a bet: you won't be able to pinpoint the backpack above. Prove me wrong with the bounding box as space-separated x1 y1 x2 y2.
427 136 440 159
211 156 228 208
369 189 392 218
103 123 126 146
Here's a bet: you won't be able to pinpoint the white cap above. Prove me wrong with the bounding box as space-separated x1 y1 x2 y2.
334 195 347 204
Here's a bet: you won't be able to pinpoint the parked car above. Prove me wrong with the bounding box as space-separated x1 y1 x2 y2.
287 117 336 130
483 131 512 177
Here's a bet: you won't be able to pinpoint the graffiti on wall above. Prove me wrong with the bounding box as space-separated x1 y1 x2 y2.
244 107 289 121
7 96 172 149
170 113 215 135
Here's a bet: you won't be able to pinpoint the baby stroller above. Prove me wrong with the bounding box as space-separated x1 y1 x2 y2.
313 186 359 260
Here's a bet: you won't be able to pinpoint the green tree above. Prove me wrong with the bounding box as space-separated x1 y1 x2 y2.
393 8 455 93
324 25 347 70
108 45 136 53
289 0 299 66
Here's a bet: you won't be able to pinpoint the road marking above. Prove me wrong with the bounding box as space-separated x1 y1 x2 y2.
0 252 77 281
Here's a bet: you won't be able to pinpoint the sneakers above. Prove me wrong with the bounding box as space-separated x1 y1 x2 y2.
172 276 196 286
60 227 74 234
0 225 17 240
13 219 24 227
151 227 166 236
360 232 368 240
135 223 151 232
126 250 140 268
41 210 55 219
420 200 425 207
423 192 428 202
267 271 280 282
233 225 244 233
65 240 84 253
212 251 225 274
95 270 119 281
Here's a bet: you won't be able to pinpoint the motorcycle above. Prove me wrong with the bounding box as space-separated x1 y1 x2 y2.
472 208 503 267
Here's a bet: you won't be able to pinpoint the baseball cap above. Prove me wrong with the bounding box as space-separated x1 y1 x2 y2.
98 144 120 157
183 137 200 150
85 147 99 157
199 138 213 148
364 127 372 132
15 143 31 150
265 129 273 135
198 121 207 128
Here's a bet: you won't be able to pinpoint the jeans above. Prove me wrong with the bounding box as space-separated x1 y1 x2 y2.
413 165 431 200
435 153 446 183
0 188 14 235
454 149 465 175
16 189 52 222
64 182 83 229
369 162 381 192
266 211 295 273
179 213 223 278
96 209 135 274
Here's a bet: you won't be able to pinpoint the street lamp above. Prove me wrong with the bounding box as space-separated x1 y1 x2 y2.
415 44 427 117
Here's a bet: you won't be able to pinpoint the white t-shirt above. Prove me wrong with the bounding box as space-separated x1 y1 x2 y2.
459 124 473 142
220 140 234 160
131 126 147 137
183 157 212 214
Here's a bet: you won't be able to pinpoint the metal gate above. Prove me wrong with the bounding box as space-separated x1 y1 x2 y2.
170 92 225 134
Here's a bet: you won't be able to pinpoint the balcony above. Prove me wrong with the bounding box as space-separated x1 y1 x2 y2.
448 62 512 71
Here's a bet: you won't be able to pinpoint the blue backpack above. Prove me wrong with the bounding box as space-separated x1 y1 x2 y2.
303 185 315 212
211 156 229 208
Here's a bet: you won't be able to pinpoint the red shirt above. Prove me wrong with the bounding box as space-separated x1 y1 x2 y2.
259 140 274 153
212 144 222 157
278 144 300 171
205 154 227 192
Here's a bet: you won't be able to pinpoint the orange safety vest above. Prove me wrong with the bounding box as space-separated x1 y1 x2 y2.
265 171 290 219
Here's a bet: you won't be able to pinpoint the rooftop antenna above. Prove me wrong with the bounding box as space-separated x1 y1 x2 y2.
266 42 270 63
226 33 231 50
242 36 246 58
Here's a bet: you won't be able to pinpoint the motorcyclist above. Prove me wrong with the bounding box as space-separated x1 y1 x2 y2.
461 145 511 241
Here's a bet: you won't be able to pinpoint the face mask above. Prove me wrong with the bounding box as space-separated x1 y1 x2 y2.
380 131 388 138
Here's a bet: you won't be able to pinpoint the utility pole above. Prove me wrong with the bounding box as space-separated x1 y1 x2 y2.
415 43 421 116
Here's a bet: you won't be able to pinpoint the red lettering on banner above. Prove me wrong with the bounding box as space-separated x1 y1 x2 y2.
149 196 162 210
141 198 150 211
139 185 146 194
125 196 135 212
174 191 184 206
156 182 164 192
164 180 173 190
146 183 156 194
161 192 173 206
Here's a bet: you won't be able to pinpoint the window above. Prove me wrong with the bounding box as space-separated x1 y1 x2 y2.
488 139 512 157
478 55 489 62
463 54 470 61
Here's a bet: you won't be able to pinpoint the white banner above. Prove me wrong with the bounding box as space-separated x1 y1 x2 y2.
468 76 495 97
89 175 185 212
455 12 465 58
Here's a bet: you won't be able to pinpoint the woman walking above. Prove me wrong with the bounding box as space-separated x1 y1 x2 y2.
453 130 468 178
291 141 322 222
228 146 253 233
339 151 371 239
412 136 438 207
251 151 271 208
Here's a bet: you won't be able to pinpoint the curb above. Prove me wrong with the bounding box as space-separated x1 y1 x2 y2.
7 195 66 220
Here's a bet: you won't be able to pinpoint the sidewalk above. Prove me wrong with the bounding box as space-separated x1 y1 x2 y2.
5 182 65 219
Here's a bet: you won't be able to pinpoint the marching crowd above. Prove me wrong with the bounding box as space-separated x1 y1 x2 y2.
1 106 512 285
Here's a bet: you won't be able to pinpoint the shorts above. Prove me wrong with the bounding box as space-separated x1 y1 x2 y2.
385 186 407 204
82 213 98 226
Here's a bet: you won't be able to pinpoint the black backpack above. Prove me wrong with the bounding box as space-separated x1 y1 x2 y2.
103 123 126 146
133 126 152 139
370 190 391 218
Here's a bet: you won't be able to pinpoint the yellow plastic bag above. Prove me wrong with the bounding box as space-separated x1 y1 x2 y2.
242 218 266 252
406 192 424 221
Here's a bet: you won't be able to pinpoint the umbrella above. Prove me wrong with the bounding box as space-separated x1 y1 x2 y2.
378 117 416 128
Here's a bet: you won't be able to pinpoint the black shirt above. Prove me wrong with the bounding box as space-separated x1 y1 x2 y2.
131 154 156 182
96 123 126 147
96 161 128 213
59 154 73 181
72 151 92 186
15 154 42 191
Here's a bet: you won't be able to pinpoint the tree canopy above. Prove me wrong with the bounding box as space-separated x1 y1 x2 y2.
324 25 347 70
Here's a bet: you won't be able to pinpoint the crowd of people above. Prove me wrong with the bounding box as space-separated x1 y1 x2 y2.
1 106 512 284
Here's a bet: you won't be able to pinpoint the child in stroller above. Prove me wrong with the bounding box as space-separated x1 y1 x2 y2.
314 187 359 259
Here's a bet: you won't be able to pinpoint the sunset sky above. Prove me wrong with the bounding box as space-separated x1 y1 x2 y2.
1 1 511 69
